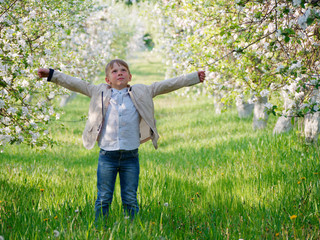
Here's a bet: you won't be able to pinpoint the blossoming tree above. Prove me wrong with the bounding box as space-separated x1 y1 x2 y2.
149 0 320 140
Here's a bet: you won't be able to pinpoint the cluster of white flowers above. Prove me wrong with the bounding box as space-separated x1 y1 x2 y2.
260 89 270 98
298 8 311 30
293 0 301 7
264 102 273 110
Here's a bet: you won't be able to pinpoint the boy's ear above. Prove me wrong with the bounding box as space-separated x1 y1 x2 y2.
129 74 132 82
105 77 110 84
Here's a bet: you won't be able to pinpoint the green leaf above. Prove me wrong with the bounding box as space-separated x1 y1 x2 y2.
307 17 315 26
0 79 7 87
283 7 290 14
254 12 262 19
284 36 290 43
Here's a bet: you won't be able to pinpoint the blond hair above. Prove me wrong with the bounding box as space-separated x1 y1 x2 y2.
105 59 131 77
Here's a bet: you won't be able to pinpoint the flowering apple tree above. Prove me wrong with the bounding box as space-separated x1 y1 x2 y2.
150 0 320 131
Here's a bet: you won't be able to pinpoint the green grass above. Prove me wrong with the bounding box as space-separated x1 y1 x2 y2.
1 51 320 239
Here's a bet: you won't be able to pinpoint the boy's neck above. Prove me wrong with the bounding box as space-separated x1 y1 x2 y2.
112 86 128 91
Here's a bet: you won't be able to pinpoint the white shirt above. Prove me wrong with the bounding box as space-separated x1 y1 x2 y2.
98 88 140 151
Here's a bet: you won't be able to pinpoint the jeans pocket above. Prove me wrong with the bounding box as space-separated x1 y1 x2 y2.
99 149 107 156
129 149 139 159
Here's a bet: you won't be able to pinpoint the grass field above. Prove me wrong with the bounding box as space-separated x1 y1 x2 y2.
1 52 320 239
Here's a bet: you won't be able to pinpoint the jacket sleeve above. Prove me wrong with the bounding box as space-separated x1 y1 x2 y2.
50 70 97 98
149 72 200 98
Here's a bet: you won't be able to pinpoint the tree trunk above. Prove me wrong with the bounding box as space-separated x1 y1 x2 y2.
304 89 320 143
214 102 223 115
60 92 78 107
213 94 224 115
273 116 293 134
253 96 268 130
236 99 254 118
304 112 320 143
273 91 294 134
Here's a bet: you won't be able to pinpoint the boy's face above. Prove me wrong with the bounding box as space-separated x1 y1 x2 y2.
105 63 132 90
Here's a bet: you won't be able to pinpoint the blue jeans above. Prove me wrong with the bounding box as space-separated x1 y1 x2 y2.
94 149 140 222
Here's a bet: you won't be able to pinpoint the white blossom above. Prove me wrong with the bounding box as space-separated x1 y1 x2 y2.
21 80 29 87
4 127 11 134
0 100 5 108
30 120 38 129
40 58 46 65
44 49 52 55
293 0 301 7
270 83 277 91
289 61 302 70
18 39 26 48
276 64 284 72
2 117 11 125
39 36 45 43
29 10 37 19
54 21 61 27
48 92 55 99
295 91 304 100
267 23 276 33
18 135 24 143
6 29 15 39
260 89 269 97
286 82 298 94
35 81 43 88
3 77 12 85
49 107 54 115
298 9 311 30
40 144 48 150
27 55 33 66
264 102 273 109
53 230 60 237
15 126 21 134
31 132 40 140
0 134 13 145
7 107 17 115
22 107 29 116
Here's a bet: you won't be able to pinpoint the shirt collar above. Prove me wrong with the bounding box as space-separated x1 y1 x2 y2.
111 87 128 94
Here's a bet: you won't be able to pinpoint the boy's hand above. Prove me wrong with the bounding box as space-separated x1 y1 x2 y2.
198 71 205 82
37 68 50 78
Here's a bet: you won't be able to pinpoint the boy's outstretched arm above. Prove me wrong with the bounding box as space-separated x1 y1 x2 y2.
37 68 95 97
148 70 206 98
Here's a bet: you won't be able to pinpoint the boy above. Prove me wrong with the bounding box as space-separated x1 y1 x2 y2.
37 59 205 222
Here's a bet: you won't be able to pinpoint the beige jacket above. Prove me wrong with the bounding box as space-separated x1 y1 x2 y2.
50 71 200 150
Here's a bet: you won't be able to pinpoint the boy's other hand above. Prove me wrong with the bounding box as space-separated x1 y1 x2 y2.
37 68 50 78
198 71 205 82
